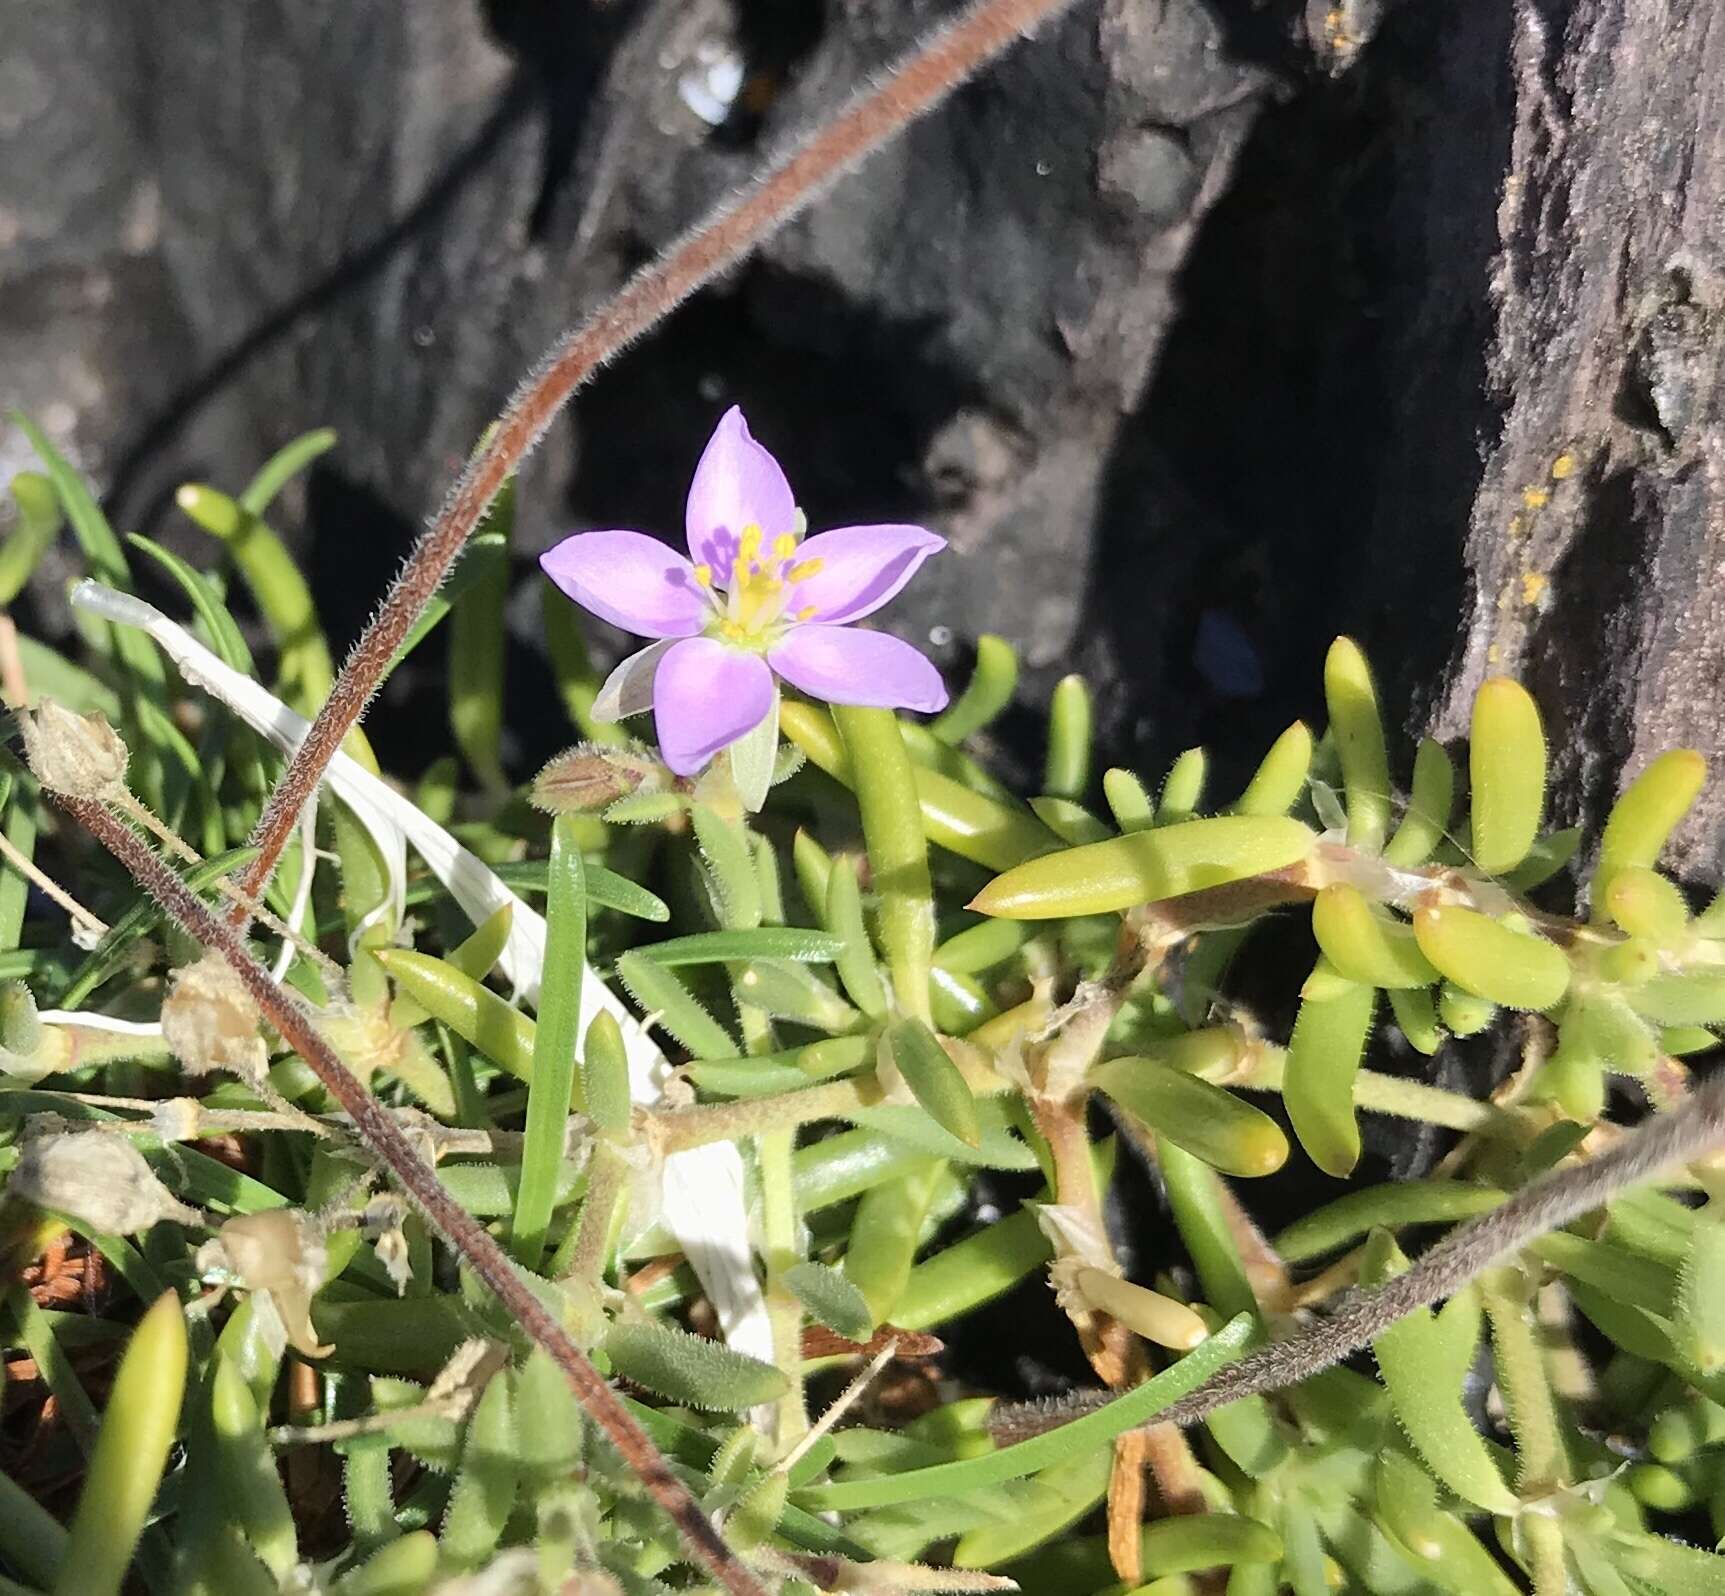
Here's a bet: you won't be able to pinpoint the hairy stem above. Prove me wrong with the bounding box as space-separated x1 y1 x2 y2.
233 0 1083 915
1152 1076 1725 1430
57 795 765 1596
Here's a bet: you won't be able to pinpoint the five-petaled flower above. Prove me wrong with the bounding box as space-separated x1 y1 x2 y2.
540 407 949 776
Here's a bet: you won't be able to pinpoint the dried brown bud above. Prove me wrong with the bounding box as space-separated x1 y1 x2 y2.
161 952 268 1083
18 699 129 798
8 1131 202 1234
209 1209 331 1357
530 742 660 814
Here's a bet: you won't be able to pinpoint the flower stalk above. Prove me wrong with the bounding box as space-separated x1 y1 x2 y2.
231 0 1082 909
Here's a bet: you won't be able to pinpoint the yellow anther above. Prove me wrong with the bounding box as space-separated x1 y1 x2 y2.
796 605 817 621
772 533 797 561
693 563 713 589
786 557 824 583
738 525 763 564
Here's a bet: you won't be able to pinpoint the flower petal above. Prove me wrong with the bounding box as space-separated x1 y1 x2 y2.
539 531 707 639
652 637 777 775
769 624 949 713
592 640 672 721
787 524 945 624
684 407 797 580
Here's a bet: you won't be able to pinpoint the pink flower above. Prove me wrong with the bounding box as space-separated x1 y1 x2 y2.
540 407 948 776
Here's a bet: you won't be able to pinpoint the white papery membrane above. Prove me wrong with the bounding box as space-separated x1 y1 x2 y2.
71 581 774 1371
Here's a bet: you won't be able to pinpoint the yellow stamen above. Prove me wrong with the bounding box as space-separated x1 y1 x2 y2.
693 563 713 589
786 557 824 583
796 605 816 621
772 533 797 561
738 525 763 565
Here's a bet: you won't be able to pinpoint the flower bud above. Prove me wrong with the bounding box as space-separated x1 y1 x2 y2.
161 951 269 1083
530 743 660 814
18 699 129 798
7 1131 201 1234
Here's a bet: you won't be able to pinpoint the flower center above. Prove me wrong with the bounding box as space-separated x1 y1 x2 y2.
695 524 823 648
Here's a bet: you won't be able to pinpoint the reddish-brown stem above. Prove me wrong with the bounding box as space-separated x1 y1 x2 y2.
1151 1073 1725 1429
58 795 766 1596
233 0 1082 917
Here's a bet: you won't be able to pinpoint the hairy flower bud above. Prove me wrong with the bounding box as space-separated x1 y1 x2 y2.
531 742 661 814
18 699 129 798
8 1131 202 1234
161 951 269 1083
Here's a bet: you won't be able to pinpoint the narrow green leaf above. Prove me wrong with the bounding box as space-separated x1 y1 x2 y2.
1157 747 1207 825
845 1158 945 1328
1044 674 1092 800
784 700 1055 873
513 818 586 1266
211 1357 296 1578
733 958 859 1031
1276 1180 1505 1263
1387 985 1444 1055
1594 749 1708 923
1311 883 1438 989
52 1292 187 1596
691 803 762 930
1679 1212 1725 1374
614 951 737 1059
1283 964 1377 1177
1383 737 1455 867
796 1315 1256 1510
1234 720 1313 818
1413 905 1570 1010
331 1531 438 1595
971 815 1315 919
1093 1056 1288 1178
783 1261 874 1342
602 1321 788 1411
933 917 1032 975
1604 865 1691 944
1361 1235 1516 1513
1324 638 1392 852
634 927 845 966
175 482 334 715
1028 794 1111 845
1103 767 1156 832
581 1010 633 1139
438 1371 516 1570
1468 678 1546 875
372 948 536 1081
239 428 337 515
888 1018 980 1149
931 634 1018 745
0 471 62 605
126 534 254 673
825 854 887 1020
1157 1137 1257 1321
836 706 935 1020
892 1207 1053 1330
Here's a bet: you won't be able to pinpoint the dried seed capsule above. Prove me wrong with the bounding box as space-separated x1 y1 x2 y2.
210 1209 332 1358
17 699 129 798
160 951 268 1083
7 1132 201 1234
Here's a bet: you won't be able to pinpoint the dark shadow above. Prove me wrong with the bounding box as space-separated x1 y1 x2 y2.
1081 0 1515 803
103 72 538 525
